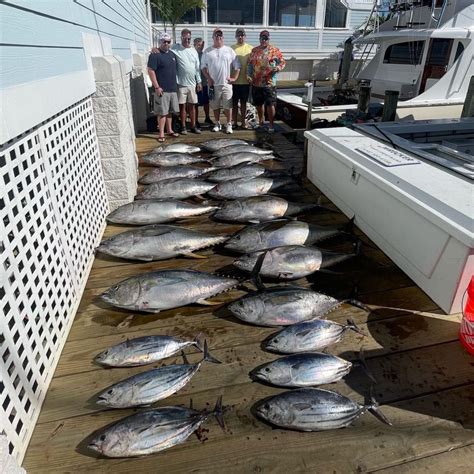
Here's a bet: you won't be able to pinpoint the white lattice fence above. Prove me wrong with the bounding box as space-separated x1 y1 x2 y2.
0 98 108 462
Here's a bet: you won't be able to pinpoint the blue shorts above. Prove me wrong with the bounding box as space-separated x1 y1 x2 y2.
197 86 209 106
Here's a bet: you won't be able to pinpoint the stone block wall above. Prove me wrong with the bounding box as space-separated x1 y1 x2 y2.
91 56 138 211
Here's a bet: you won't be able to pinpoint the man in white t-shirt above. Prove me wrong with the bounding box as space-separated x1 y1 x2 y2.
201 28 241 134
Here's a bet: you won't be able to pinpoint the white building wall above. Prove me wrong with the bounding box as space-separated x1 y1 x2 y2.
0 0 151 465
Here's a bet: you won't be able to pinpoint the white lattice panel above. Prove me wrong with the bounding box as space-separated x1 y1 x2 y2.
0 98 108 462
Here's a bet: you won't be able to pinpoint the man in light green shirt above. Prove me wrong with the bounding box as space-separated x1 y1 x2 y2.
231 28 253 129
172 28 202 134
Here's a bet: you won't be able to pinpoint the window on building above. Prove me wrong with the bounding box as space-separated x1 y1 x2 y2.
151 6 202 24
324 0 348 28
269 0 317 27
207 0 264 24
383 41 425 65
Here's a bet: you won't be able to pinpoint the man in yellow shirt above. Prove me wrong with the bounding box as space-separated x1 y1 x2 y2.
231 28 253 129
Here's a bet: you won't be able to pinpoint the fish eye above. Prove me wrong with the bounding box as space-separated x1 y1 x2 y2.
107 389 113 394
264 367 270 372
272 338 279 343
99 434 106 441
263 403 270 410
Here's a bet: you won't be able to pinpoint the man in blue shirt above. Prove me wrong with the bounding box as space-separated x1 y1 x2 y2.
147 33 179 142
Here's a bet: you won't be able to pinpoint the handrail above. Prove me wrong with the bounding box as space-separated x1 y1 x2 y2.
431 0 448 24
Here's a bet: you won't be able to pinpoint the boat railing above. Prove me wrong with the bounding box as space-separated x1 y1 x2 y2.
431 0 448 25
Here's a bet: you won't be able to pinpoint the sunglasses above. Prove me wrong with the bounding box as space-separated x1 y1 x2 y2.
162 40 171 44
260 36 269 41
214 32 223 37
237 33 245 37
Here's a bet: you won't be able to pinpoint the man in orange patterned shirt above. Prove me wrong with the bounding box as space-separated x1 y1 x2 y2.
247 30 285 134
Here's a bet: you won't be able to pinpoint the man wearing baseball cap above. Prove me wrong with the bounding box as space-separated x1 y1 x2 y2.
248 30 286 133
231 28 253 129
201 28 241 134
147 33 179 142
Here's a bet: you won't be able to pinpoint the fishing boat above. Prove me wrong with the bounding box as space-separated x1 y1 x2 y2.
278 0 474 126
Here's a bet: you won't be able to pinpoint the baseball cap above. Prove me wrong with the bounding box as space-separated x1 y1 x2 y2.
213 27 223 36
159 32 171 42
259 30 270 38
235 28 246 36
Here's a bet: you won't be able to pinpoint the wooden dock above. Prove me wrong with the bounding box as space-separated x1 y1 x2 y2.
23 125 474 473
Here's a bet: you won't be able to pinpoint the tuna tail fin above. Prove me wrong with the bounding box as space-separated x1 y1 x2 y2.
212 395 226 431
248 251 267 291
346 318 366 336
357 347 377 384
343 215 356 233
193 333 205 353
365 388 392 426
202 340 222 364
342 298 372 314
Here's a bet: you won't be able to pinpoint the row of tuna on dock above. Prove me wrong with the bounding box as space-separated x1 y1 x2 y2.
85 138 391 458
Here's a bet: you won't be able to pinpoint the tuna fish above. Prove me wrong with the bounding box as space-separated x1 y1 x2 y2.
254 388 391 431
233 243 361 280
153 143 201 154
87 396 225 457
95 342 220 408
135 178 215 200
208 176 294 200
200 138 250 152
250 353 353 387
212 145 273 158
225 219 353 253
96 225 227 261
106 200 219 225
227 286 370 327
264 319 365 353
94 335 204 367
101 269 239 312
214 196 330 223
142 153 208 167
139 165 213 184
204 163 268 182
211 152 275 168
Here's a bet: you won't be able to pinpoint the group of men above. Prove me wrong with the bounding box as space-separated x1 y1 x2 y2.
147 27 285 142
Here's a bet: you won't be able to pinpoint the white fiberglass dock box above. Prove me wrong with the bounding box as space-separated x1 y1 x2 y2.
305 119 474 314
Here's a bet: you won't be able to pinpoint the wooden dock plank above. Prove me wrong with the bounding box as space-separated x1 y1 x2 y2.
23 384 474 473
23 128 472 473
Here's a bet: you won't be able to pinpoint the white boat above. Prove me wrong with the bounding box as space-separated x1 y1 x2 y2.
305 118 474 314
278 0 474 125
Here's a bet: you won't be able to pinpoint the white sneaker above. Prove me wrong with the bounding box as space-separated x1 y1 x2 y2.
212 123 221 132
225 123 233 134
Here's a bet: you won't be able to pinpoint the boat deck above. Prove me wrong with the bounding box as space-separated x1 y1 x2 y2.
23 125 474 473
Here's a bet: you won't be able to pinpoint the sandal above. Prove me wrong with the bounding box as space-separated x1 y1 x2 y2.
158 137 166 142
167 132 179 137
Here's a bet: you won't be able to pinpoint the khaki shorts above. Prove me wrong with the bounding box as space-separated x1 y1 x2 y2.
154 92 179 116
177 85 198 104
210 84 233 111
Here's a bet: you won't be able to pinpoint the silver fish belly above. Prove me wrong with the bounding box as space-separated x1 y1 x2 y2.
201 138 250 152
96 224 227 261
233 246 324 280
106 200 218 225
135 178 215 200
264 319 362 353
142 153 206 166
254 388 369 431
227 287 339 326
101 270 239 312
94 335 202 367
251 353 352 387
139 166 210 184
87 405 212 457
